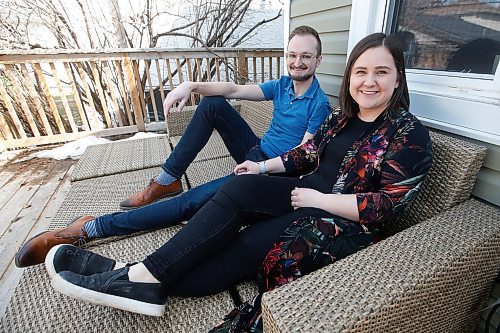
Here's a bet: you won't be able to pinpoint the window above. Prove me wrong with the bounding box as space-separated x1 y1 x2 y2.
348 0 500 145
390 1 500 75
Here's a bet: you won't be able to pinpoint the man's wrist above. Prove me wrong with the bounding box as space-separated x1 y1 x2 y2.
188 81 196 93
258 161 267 174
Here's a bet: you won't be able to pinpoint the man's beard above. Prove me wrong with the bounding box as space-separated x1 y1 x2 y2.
288 70 314 82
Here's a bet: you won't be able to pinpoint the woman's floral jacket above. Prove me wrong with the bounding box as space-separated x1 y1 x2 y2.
280 106 433 232
209 107 434 333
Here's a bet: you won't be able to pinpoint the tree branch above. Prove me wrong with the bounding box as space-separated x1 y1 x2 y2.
231 10 282 47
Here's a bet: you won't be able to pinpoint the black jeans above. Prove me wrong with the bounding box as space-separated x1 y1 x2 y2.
142 174 328 297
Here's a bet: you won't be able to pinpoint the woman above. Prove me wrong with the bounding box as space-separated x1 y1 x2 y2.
44 33 433 324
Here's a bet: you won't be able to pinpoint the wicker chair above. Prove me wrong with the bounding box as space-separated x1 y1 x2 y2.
0 101 274 332
253 117 500 332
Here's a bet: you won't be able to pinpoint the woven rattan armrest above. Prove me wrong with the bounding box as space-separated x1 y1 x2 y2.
261 199 500 333
165 99 270 137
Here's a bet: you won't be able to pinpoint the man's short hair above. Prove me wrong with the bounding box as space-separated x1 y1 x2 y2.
288 25 322 56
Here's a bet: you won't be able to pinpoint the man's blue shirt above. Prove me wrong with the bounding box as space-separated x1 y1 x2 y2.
258 76 330 157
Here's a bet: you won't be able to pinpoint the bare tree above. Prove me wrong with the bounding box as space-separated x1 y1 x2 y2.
1 0 282 50
0 0 283 137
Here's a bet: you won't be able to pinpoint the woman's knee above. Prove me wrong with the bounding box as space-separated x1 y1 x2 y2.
211 175 260 210
218 174 260 199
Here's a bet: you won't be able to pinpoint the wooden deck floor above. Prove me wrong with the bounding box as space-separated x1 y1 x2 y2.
0 155 75 318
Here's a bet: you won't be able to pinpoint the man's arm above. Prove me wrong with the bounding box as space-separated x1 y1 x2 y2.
163 81 265 115
192 82 265 100
300 132 314 145
299 103 331 145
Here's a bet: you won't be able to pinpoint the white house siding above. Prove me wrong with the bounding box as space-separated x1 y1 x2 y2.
466 137 500 207
289 0 352 104
289 0 500 207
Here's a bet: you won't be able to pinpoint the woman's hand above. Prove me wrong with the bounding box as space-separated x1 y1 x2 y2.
290 187 325 210
234 160 260 175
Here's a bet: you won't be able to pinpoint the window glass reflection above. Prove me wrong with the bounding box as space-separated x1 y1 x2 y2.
391 0 500 75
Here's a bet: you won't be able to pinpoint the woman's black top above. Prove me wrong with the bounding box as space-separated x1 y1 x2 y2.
302 114 380 193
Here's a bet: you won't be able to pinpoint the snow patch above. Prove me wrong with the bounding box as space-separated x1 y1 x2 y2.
21 136 110 161
0 149 19 162
120 132 166 141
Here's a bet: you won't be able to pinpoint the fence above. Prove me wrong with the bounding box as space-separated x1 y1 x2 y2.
0 48 283 149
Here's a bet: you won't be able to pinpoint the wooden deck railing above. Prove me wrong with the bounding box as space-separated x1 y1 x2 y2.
0 48 283 149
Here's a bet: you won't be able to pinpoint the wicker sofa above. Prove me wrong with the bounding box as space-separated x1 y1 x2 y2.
1 101 499 332
245 102 499 332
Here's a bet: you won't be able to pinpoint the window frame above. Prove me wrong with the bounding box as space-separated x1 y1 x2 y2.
348 0 500 145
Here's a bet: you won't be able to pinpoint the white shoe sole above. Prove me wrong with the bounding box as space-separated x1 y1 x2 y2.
45 244 63 280
51 270 166 317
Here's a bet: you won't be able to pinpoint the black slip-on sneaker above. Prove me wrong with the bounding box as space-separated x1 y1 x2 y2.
45 244 116 280
51 267 166 317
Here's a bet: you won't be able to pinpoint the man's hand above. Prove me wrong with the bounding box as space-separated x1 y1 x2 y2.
290 187 324 210
234 160 260 175
163 82 192 117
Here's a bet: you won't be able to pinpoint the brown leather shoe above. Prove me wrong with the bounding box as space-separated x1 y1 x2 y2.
15 215 94 268
119 178 183 210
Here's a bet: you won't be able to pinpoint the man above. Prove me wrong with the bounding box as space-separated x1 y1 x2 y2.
15 25 331 268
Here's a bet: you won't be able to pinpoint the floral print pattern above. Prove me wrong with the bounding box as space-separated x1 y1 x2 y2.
281 106 433 231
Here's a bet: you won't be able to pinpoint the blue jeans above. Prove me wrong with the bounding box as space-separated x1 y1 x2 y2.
162 96 262 178
95 96 267 237
96 175 232 237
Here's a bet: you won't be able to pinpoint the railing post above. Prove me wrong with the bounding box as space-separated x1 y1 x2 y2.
74 62 101 131
0 77 27 139
33 63 66 134
123 55 145 131
3 65 40 137
19 63 53 135
0 94 15 140
237 51 248 85
132 60 148 126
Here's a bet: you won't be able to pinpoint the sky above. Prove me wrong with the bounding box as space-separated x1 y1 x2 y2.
24 0 284 49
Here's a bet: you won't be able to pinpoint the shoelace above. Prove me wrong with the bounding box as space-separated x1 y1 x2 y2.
75 229 88 247
57 228 88 247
